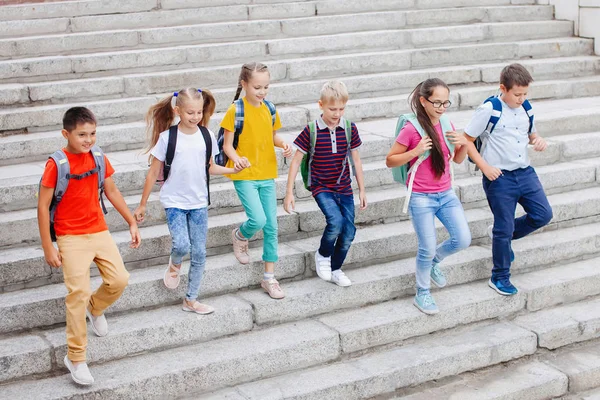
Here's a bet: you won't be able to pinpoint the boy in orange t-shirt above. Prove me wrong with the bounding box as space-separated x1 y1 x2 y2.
37 107 141 386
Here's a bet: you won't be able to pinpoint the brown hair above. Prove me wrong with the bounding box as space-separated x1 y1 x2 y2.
232 62 269 102
500 63 533 90
63 106 97 131
144 87 216 159
409 78 450 178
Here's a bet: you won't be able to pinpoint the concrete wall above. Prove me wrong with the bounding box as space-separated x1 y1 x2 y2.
538 0 600 55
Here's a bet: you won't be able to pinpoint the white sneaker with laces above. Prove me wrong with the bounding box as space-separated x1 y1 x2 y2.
86 308 108 337
314 250 332 281
64 355 94 386
331 270 352 287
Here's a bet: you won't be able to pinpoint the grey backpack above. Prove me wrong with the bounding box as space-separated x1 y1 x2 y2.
41 146 108 241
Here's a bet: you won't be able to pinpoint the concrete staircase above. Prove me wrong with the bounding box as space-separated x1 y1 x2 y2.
1 0 600 398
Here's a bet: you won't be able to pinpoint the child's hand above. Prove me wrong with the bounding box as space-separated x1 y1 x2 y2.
414 136 432 156
129 223 141 249
359 190 367 210
530 136 547 152
445 131 468 147
133 205 146 224
283 193 295 214
482 165 503 181
233 164 245 173
281 143 293 158
43 245 62 268
234 157 251 170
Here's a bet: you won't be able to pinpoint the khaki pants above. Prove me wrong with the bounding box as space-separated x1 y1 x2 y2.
57 230 129 362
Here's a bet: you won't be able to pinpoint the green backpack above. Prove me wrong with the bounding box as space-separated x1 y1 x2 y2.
300 118 354 191
391 113 455 213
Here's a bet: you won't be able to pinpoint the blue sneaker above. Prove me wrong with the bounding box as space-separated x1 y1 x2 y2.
488 277 518 296
413 289 439 315
487 225 515 262
430 263 447 288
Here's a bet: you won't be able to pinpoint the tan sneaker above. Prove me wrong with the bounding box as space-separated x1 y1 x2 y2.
182 299 215 315
231 228 250 264
261 278 285 299
163 258 181 289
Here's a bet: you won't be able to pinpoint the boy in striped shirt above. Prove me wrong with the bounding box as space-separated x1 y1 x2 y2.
284 81 367 287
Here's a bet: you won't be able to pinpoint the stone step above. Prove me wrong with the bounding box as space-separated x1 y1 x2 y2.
0 319 342 399
514 296 600 350
545 340 600 395
391 361 568 400
4 241 596 385
0 7 561 60
197 322 537 400
1 3 553 38
2 32 582 84
2 191 600 333
2 37 594 107
2 127 594 250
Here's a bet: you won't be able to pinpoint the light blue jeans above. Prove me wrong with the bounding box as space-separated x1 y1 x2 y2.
165 207 208 301
408 189 471 290
233 179 278 262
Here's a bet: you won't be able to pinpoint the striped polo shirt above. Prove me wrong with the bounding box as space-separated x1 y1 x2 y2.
293 116 362 197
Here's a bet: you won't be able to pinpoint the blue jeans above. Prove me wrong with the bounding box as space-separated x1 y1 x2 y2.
165 207 208 301
314 191 356 271
483 166 553 281
233 179 278 262
408 189 471 290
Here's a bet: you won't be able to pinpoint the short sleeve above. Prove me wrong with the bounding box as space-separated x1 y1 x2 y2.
41 159 58 188
209 129 219 156
464 102 493 139
272 110 282 131
104 156 115 179
150 132 168 162
293 126 311 154
220 104 236 132
350 123 362 150
396 121 418 148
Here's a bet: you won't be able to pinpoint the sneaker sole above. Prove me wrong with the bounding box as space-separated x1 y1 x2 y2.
430 278 447 289
488 279 518 296
332 279 352 287
64 356 94 386
412 299 439 315
182 306 214 315
85 309 107 337
261 287 285 299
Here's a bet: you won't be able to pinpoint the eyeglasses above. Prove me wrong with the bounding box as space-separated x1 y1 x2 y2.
425 98 452 109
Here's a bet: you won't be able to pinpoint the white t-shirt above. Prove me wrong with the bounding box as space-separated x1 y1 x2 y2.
151 127 219 210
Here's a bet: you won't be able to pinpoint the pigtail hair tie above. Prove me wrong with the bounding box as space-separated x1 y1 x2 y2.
173 92 178 97
198 89 202 93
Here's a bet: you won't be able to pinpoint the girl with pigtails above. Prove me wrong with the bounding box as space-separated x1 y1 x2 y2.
134 87 244 314
220 62 293 299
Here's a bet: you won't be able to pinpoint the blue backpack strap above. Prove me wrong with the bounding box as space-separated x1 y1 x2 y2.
233 98 244 133
439 115 455 154
484 96 503 135
522 99 534 134
199 126 212 206
263 99 277 126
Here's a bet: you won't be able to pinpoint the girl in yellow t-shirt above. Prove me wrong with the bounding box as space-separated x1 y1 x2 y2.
221 62 293 299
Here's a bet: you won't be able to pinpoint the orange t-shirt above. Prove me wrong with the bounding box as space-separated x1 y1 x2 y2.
41 149 115 236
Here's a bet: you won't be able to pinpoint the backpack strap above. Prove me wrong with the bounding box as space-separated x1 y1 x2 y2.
90 145 108 215
306 120 318 189
48 150 70 223
164 125 178 183
263 99 277 126
233 98 245 133
484 96 503 135
439 115 456 189
522 99 534 134
337 118 356 185
199 126 212 206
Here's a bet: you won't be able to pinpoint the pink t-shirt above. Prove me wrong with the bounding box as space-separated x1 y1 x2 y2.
396 121 453 193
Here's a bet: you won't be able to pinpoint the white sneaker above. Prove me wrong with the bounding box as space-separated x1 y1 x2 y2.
331 270 352 287
64 355 94 386
86 308 108 337
315 250 332 281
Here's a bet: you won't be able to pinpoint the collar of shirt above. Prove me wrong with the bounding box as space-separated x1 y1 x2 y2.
317 115 347 131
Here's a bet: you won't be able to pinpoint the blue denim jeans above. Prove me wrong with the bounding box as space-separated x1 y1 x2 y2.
233 179 278 262
165 207 208 301
314 191 356 271
483 166 553 281
408 189 471 290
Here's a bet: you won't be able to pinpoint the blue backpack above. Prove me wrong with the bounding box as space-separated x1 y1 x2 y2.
391 113 455 213
468 95 534 164
215 98 277 166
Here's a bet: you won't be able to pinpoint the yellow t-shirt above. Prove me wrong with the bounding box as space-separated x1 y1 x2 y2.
220 97 282 181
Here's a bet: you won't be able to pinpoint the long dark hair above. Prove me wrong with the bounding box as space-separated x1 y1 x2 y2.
409 78 450 178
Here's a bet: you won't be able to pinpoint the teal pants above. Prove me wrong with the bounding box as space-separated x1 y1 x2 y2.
233 179 278 262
